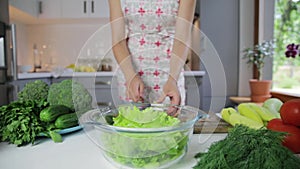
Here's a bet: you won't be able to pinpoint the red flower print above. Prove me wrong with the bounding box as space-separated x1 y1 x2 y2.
124 7 129 14
153 56 160 63
139 70 144 76
153 70 160 76
153 84 160 90
140 24 146 30
156 25 162 32
138 55 144 61
139 38 146 46
138 7 146 16
155 41 162 47
167 48 171 58
156 8 163 16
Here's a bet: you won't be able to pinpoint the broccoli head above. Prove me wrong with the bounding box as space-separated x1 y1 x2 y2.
18 80 49 102
47 79 92 111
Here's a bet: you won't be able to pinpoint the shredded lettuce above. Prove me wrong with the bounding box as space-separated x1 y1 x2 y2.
113 106 180 128
102 106 189 168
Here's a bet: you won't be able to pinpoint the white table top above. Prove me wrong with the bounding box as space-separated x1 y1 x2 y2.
0 130 226 169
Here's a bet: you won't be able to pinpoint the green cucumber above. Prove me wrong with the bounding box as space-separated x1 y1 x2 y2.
40 105 71 122
54 113 78 129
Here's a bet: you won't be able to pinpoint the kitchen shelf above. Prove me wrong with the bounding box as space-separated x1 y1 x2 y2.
18 71 206 79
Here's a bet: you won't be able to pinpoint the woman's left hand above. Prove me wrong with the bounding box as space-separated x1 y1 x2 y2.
157 77 181 106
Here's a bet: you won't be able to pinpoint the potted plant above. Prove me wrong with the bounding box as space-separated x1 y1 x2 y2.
242 40 275 102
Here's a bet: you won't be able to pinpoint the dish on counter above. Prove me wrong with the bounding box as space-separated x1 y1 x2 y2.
18 65 33 73
57 125 83 134
38 125 82 137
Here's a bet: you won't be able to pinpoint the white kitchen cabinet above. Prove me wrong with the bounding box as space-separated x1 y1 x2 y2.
9 0 38 17
89 0 109 18
37 0 62 19
61 0 109 19
185 76 203 109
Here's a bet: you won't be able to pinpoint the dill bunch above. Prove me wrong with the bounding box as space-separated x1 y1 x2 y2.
194 125 300 169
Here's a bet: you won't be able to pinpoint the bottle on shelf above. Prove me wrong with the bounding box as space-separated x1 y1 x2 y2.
33 44 42 72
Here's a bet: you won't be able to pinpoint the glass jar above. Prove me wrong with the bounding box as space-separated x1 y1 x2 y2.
101 58 112 71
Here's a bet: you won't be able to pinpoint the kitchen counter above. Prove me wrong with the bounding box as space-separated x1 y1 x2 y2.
17 71 206 80
0 130 226 169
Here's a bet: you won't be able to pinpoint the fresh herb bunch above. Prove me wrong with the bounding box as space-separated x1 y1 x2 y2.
0 100 49 146
194 125 300 169
18 80 49 102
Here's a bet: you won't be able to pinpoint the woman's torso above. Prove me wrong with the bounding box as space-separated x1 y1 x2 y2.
117 0 185 103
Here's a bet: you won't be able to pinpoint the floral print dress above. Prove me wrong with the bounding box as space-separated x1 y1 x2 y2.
117 0 185 104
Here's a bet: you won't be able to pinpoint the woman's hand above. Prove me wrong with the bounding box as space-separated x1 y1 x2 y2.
126 75 145 102
157 77 181 105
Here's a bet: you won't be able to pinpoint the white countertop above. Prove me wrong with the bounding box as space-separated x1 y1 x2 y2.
17 71 206 80
0 130 226 169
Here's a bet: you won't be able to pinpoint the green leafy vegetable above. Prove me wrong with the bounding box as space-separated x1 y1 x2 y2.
0 100 49 146
0 80 88 146
102 106 188 168
113 106 180 128
194 125 300 169
18 80 49 102
49 131 63 143
47 79 92 112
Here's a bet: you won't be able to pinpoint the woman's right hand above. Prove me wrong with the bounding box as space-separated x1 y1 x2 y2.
126 75 145 102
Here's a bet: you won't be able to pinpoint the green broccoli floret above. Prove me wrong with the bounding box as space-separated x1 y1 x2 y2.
18 80 49 102
47 79 92 112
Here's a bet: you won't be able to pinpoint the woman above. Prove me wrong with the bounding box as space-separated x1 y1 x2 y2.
109 0 196 105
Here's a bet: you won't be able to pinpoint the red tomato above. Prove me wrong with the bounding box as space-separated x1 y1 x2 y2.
280 99 300 127
267 118 300 153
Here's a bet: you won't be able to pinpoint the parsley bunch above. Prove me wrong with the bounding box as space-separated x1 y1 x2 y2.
0 100 49 146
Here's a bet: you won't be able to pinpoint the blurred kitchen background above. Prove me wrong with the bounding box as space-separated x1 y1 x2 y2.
1 0 275 113
0 0 205 106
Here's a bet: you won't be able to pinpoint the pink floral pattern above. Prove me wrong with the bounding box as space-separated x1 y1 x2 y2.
117 0 185 104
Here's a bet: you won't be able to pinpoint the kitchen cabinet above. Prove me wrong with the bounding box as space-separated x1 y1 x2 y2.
185 76 203 108
9 0 38 17
61 0 109 19
94 76 115 107
37 0 62 19
10 0 108 20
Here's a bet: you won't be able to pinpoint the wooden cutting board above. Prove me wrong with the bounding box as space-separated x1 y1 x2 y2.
193 112 232 133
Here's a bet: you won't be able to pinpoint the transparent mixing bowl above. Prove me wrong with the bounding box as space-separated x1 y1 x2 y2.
80 103 207 169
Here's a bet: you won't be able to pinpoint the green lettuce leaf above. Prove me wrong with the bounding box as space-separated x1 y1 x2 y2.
113 106 180 128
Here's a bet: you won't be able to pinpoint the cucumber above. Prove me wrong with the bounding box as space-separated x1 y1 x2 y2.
54 113 78 129
40 105 71 122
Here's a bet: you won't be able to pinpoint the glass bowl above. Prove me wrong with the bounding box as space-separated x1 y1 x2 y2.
79 103 207 169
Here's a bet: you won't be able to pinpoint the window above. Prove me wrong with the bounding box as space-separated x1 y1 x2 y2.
273 0 300 94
